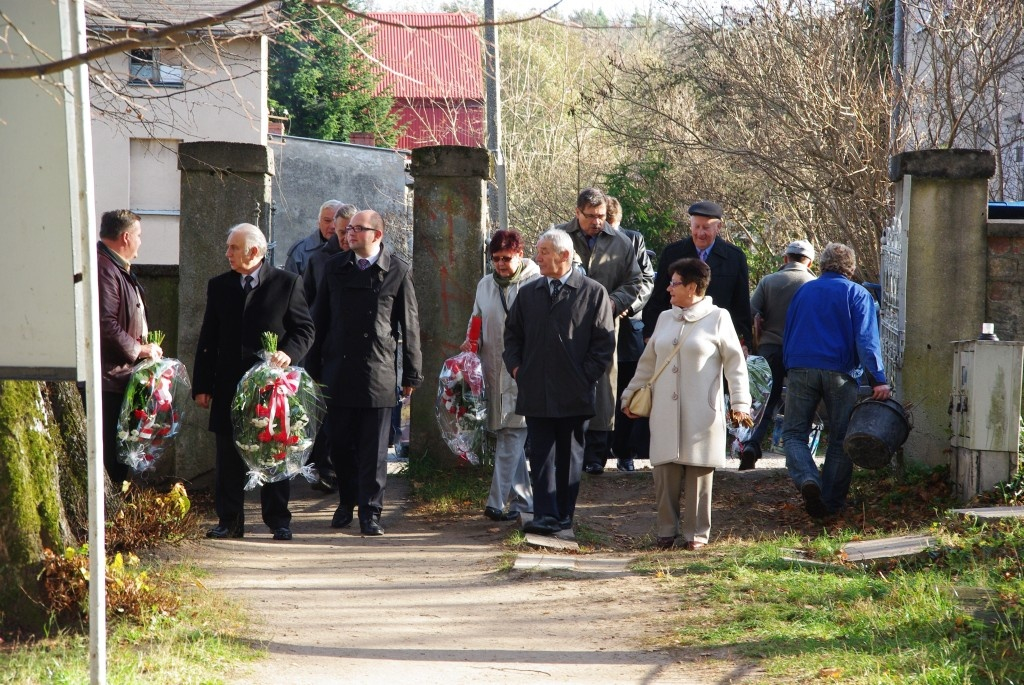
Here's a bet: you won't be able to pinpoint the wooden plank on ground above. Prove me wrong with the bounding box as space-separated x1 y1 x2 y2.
842 535 936 562
951 506 1024 519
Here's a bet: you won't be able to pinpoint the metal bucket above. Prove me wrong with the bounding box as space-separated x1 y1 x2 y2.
843 398 911 469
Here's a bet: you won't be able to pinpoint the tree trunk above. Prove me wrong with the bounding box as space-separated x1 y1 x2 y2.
0 380 75 633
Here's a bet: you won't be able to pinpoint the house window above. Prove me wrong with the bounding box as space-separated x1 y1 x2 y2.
128 48 183 87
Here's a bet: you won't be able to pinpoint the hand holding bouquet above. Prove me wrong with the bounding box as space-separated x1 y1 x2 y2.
118 331 191 472
436 322 486 465
231 332 325 489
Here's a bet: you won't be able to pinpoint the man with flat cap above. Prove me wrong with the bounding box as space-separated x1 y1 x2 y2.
739 239 816 469
644 201 753 349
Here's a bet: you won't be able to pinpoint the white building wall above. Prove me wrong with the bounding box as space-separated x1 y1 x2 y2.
90 35 268 264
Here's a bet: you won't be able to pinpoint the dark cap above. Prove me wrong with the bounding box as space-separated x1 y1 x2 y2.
687 201 723 219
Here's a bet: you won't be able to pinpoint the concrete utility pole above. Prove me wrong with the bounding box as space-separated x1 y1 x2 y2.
484 0 508 232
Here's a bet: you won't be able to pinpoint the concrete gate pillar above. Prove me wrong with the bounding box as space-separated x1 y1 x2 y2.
888 149 994 467
175 142 274 479
409 146 492 463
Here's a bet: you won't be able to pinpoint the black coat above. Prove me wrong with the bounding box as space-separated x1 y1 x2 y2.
192 261 315 434
308 247 422 408
643 237 752 346
503 269 615 419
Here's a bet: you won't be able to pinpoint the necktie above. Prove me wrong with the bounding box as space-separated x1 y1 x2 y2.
243 275 254 294
358 258 370 270
550 279 562 298
699 248 709 262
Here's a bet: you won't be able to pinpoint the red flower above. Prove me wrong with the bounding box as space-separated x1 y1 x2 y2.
133 409 148 420
274 431 289 443
172 412 181 422
273 451 287 461
288 434 299 445
158 426 172 436
258 429 273 443
256 404 271 417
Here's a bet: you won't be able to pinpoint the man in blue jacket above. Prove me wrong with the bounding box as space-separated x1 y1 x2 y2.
782 242 890 520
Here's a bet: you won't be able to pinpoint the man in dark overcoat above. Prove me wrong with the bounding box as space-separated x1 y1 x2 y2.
503 228 615 536
307 209 422 536
643 201 753 348
193 223 314 541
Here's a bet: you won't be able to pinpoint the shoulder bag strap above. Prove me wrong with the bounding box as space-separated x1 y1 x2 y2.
646 321 693 386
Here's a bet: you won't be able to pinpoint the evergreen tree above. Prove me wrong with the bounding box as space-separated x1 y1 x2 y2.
269 0 401 146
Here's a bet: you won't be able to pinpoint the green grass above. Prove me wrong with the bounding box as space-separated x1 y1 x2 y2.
641 517 1024 684
0 561 260 685
399 450 491 513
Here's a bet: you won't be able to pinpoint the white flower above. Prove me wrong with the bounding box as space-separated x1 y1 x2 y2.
251 417 270 428
117 430 129 440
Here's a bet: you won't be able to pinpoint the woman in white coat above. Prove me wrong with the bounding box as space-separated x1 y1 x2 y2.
622 258 752 550
462 230 541 521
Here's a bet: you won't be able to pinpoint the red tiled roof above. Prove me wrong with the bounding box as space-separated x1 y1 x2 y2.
365 12 484 100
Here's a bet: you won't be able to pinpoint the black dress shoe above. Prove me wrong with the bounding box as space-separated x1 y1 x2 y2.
583 463 605 475
360 518 384 536
738 442 761 471
272 527 293 541
801 482 829 520
206 523 244 539
523 515 560 536
484 506 520 522
331 505 355 528
616 458 635 472
310 476 338 494
558 516 572 531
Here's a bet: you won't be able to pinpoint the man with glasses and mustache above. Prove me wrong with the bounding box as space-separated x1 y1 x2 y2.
557 188 646 475
307 210 422 536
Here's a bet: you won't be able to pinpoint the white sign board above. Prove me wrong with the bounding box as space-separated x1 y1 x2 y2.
0 0 88 381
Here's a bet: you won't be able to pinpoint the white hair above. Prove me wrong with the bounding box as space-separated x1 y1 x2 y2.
538 228 574 258
320 200 343 215
227 223 268 258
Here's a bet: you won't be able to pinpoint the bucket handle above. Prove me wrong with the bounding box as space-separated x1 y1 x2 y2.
853 395 914 431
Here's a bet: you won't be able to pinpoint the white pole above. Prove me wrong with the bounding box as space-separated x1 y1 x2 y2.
60 0 106 681
484 0 508 232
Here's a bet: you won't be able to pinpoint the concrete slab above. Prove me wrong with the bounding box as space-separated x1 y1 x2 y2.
513 553 630 574
951 506 1024 519
842 534 936 562
524 533 580 551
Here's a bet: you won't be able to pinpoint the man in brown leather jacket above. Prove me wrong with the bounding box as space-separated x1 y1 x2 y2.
97 209 163 483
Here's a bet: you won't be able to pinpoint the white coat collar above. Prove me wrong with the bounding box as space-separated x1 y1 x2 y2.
672 295 716 322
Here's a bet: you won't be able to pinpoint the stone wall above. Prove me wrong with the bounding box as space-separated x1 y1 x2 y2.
270 135 410 263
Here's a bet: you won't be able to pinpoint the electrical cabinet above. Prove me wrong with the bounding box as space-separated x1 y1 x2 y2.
950 339 1024 500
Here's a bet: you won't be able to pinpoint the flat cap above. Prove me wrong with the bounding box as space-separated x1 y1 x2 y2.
784 239 815 261
687 201 723 219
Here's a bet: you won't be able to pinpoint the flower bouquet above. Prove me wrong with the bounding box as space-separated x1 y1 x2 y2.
726 355 772 456
117 331 191 472
436 317 486 465
231 332 325 489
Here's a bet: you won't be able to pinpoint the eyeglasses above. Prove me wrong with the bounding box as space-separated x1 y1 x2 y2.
490 255 517 263
580 212 606 221
345 225 375 234
668 280 685 288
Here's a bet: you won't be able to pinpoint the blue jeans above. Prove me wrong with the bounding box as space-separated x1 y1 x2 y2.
782 368 858 513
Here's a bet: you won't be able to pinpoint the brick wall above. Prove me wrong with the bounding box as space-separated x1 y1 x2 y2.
987 220 1024 342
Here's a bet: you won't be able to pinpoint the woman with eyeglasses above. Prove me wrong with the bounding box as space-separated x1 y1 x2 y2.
461 229 541 522
621 258 752 550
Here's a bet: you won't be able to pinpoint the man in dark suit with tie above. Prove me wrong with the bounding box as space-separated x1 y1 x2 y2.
503 228 616 536
307 209 422 537
193 223 314 541
643 201 753 349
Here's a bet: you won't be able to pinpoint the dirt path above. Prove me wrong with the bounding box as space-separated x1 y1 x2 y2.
196 469 767 685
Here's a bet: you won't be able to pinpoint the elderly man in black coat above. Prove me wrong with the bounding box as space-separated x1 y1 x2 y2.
193 223 314 542
503 228 616 536
308 209 422 537
643 201 753 348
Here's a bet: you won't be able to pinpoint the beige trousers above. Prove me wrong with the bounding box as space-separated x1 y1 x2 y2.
653 463 715 543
